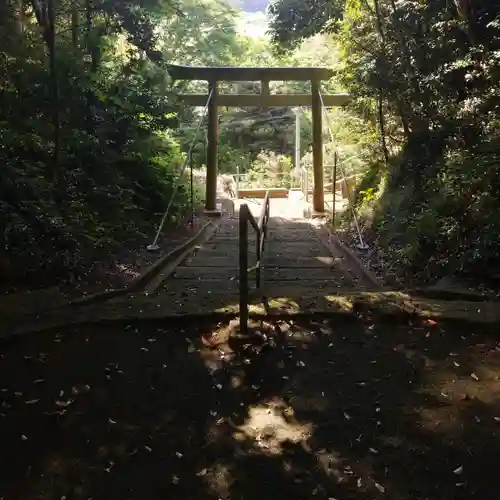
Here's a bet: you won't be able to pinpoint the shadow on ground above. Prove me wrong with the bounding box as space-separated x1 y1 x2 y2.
1 312 500 499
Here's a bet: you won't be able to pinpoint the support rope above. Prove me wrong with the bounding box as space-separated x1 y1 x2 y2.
318 91 368 250
147 89 214 251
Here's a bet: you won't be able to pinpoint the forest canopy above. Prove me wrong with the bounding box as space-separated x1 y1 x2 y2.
268 0 500 284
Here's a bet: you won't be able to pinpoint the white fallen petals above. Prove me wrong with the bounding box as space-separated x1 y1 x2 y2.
55 399 73 408
374 482 385 493
453 465 463 475
470 373 479 381
344 412 351 420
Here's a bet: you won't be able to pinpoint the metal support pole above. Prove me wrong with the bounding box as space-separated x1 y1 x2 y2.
239 205 248 334
189 150 194 228
332 151 337 229
302 168 309 203
236 163 240 200
256 228 261 288
294 109 301 179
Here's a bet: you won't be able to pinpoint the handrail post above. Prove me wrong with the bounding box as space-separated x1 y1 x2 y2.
256 227 261 289
239 205 249 335
235 164 240 200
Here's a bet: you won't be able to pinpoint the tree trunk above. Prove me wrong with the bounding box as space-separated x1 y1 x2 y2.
388 0 430 132
12 0 24 34
47 0 61 182
71 0 78 48
395 102 410 138
378 88 389 165
1 0 24 36
85 0 93 134
373 0 415 140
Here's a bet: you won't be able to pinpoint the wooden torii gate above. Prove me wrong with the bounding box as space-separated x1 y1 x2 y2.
167 65 350 215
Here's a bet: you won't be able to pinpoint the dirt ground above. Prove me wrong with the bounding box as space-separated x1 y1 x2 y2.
1 314 500 499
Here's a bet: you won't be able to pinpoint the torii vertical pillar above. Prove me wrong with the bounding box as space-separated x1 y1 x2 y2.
205 80 221 215
311 79 325 215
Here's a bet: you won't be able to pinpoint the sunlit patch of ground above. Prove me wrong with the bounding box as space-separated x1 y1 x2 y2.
236 402 312 454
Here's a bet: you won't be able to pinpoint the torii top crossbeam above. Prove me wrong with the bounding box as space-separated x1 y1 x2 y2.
167 64 334 82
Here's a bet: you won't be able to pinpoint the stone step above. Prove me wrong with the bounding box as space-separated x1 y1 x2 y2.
262 256 337 268
183 255 337 268
160 279 241 295
156 280 364 301
190 246 257 257
172 267 239 279
190 245 329 261
264 247 330 258
171 266 351 282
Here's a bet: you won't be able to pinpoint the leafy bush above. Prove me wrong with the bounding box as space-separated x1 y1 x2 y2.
0 1 199 287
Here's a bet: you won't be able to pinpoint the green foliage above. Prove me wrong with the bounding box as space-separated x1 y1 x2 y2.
270 0 500 283
244 151 295 188
0 0 199 286
159 0 243 71
374 134 500 280
268 0 344 52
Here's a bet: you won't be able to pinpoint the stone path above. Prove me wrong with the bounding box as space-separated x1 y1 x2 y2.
261 216 359 295
152 197 364 312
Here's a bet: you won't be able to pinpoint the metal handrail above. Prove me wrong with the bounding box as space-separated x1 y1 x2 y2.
239 191 270 334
